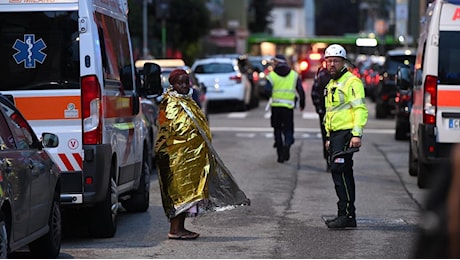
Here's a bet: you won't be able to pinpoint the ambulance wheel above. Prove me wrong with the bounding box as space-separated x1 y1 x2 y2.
408 143 418 176
88 174 118 238
416 148 432 189
121 148 150 212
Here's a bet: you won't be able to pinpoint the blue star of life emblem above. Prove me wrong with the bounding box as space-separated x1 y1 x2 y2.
12 34 47 69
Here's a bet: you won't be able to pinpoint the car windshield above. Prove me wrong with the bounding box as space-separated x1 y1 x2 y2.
438 31 460 85
386 55 415 75
194 63 234 74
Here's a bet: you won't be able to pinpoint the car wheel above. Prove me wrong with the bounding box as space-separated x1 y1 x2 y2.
0 213 8 258
121 147 150 212
29 192 62 258
409 143 418 176
88 172 118 238
394 119 408 140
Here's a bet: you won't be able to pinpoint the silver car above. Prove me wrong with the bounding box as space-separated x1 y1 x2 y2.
192 57 253 111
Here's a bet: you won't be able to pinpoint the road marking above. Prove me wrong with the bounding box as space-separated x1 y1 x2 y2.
210 126 394 134
228 112 248 118
302 112 319 119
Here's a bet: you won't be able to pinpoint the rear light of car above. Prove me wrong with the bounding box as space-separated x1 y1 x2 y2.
230 74 242 83
423 75 437 125
299 60 309 72
82 75 102 145
252 71 259 82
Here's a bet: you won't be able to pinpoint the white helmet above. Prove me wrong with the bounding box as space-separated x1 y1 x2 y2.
324 44 347 59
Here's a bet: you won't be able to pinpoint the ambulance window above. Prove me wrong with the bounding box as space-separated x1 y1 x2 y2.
95 13 134 91
0 11 79 90
438 31 460 85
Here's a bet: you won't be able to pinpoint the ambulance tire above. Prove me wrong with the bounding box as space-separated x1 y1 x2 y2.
88 175 118 238
408 143 418 176
29 192 62 258
121 148 150 212
417 149 432 189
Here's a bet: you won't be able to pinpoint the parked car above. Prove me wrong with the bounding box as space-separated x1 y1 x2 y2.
0 94 61 258
191 57 254 111
394 65 413 140
374 48 416 118
206 54 260 108
248 55 273 99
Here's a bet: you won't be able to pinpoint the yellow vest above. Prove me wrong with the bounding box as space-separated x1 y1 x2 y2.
268 70 297 109
324 71 368 137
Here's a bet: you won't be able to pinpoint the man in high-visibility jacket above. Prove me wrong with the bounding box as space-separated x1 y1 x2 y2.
323 44 368 229
266 54 305 163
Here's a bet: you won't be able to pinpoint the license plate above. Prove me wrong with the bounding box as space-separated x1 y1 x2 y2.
449 118 460 129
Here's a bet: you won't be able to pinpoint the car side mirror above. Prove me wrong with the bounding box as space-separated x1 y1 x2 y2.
140 63 163 97
42 132 59 148
396 66 412 90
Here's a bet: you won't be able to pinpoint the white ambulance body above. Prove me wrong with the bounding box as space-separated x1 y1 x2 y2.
409 0 460 188
0 0 157 237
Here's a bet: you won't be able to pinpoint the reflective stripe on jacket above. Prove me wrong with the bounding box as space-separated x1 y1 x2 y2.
324 71 368 137
268 70 297 109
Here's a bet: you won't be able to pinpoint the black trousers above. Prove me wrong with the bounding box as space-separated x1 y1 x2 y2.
328 130 355 218
271 106 294 148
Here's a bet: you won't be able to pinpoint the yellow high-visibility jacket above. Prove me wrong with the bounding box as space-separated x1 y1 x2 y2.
267 70 298 109
324 71 368 137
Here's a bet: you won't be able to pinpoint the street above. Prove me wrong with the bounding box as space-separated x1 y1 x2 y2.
48 80 430 258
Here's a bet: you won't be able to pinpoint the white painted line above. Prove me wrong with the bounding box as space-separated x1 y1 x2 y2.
227 112 248 118
210 126 394 134
302 112 319 119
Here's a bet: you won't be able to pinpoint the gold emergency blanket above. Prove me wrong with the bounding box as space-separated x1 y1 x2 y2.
155 90 250 219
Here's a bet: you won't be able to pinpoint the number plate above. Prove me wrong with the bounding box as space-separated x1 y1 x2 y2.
449 118 460 129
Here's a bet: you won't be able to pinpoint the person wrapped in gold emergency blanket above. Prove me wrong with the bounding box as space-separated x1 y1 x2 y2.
155 69 250 240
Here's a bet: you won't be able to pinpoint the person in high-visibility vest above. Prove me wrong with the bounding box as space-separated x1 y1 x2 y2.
266 54 305 163
323 44 368 229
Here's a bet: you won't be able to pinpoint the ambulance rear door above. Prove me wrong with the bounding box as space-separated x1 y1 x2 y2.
436 1 460 143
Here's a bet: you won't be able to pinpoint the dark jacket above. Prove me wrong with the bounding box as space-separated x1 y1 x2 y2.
311 66 331 115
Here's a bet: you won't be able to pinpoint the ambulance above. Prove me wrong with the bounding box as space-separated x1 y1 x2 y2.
406 0 460 188
0 0 162 237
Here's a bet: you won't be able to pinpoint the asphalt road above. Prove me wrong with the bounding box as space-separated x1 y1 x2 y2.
13 80 431 258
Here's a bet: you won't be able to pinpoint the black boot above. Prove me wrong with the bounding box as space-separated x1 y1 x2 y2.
282 145 290 161
277 147 284 163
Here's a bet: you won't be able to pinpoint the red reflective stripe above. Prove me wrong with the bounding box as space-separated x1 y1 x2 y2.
73 153 83 168
58 153 75 171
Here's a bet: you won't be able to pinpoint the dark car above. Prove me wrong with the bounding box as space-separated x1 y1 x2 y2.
248 55 273 99
375 48 415 118
394 65 413 140
0 94 61 258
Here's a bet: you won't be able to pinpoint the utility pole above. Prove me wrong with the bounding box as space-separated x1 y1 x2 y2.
143 0 148 58
156 0 170 58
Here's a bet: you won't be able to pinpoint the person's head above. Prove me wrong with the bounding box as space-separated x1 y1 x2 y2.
272 54 287 66
324 44 347 76
169 69 190 95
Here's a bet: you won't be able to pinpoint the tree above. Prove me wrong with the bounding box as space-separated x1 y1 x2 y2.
127 0 210 63
248 0 273 33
